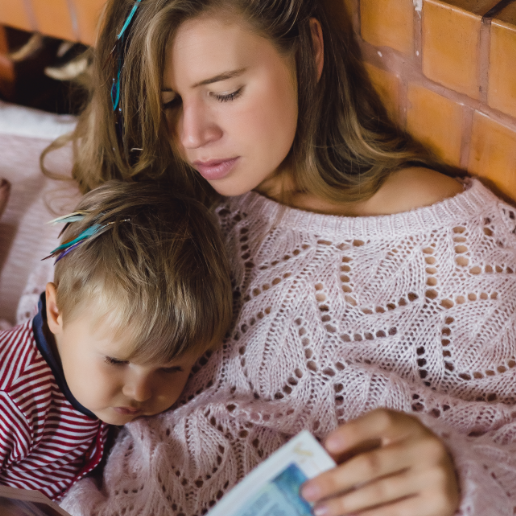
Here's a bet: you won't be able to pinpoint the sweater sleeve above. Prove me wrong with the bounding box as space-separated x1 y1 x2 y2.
424 198 516 515
418 401 516 515
0 391 32 472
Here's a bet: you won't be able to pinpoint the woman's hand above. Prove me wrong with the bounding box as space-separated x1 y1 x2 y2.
301 409 460 516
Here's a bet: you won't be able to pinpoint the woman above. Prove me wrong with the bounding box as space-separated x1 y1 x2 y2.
43 0 516 514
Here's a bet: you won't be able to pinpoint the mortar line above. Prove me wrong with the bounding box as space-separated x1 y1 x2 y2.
483 0 516 20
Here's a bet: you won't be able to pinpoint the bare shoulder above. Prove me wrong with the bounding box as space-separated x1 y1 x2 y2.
369 167 464 215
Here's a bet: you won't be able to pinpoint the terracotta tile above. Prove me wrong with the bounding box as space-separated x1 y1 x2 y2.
0 0 32 32
364 63 401 124
361 0 414 55
441 0 499 15
406 84 464 166
31 0 76 41
488 4 516 118
468 112 516 199
72 0 106 46
422 0 489 99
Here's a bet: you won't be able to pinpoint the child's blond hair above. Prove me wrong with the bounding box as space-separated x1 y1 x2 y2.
53 180 232 362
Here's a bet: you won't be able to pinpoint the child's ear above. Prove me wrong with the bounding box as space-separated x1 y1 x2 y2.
45 282 63 335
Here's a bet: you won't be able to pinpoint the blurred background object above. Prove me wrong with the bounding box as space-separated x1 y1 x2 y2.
0 0 104 113
0 26 88 114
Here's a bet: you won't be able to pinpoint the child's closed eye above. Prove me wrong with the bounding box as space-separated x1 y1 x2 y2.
161 365 184 374
105 356 129 366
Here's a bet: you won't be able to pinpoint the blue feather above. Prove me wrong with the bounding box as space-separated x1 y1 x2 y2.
49 224 104 254
48 211 88 225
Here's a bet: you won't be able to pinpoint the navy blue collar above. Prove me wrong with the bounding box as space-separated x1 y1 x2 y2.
32 293 98 420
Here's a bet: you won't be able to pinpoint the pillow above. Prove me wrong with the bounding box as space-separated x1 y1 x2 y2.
0 101 79 327
0 100 76 140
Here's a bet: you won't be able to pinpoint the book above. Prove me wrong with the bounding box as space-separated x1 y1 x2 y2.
0 485 72 516
207 431 336 516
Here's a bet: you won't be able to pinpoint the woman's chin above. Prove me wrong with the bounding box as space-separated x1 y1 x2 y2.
207 178 258 197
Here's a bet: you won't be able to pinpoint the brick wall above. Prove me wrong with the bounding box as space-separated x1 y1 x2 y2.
0 0 515 200
350 0 516 201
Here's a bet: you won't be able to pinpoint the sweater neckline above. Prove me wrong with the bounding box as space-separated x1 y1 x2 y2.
229 178 498 239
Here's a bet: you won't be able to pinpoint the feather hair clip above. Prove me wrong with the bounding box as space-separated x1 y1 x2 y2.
43 211 128 264
48 211 90 239
111 0 142 111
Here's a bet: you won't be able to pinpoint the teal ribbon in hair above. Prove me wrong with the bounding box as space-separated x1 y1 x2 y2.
111 0 142 111
117 0 142 40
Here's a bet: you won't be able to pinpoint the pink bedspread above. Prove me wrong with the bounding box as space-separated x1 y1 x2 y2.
0 102 79 326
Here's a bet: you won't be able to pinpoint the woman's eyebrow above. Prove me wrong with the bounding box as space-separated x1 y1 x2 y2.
192 68 247 87
161 68 247 92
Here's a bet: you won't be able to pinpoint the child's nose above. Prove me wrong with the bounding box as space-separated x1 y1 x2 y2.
123 374 153 402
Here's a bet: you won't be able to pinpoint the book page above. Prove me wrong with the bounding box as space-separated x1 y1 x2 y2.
208 431 336 516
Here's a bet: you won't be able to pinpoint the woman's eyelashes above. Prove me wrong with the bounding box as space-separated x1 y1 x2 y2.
212 87 243 102
162 87 244 110
162 96 181 110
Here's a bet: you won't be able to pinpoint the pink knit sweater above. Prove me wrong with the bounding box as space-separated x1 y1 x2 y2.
61 179 516 516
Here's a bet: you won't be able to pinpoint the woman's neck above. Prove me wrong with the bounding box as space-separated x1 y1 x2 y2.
254 167 463 217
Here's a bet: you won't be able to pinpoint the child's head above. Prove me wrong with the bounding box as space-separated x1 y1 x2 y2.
45 180 232 425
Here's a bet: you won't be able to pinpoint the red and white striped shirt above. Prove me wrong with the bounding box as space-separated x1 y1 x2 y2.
0 309 109 501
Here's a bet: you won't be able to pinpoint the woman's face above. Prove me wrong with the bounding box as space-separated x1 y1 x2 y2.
162 14 299 197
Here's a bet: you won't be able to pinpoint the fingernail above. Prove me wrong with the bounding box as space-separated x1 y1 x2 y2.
301 483 320 502
325 435 344 453
313 504 329 516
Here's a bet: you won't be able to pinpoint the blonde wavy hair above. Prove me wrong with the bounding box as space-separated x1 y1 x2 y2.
43 0 448 204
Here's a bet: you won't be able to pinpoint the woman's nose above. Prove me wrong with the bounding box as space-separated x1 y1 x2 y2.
123 374 152 403
179 100 222 149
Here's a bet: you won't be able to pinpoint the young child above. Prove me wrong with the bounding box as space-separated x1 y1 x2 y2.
0 181 232 501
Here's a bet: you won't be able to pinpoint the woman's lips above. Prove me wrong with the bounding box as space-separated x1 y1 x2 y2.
193 157 239 181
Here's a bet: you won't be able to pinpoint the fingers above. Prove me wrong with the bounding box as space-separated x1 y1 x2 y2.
324 409 429 459
301 409 460 516
314 492 446 516
303 434 444 502
309 465 455 516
